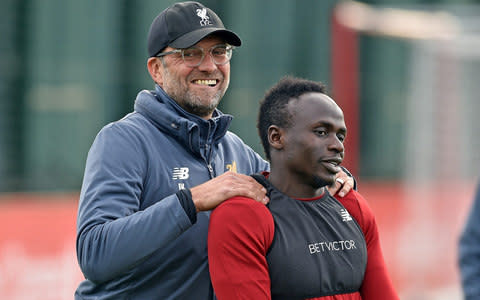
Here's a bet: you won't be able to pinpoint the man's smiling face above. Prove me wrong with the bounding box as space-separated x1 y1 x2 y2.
282 92 346 189
157 35 230 119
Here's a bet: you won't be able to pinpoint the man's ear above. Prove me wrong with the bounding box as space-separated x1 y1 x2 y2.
147 57 164 86
268 125 284 151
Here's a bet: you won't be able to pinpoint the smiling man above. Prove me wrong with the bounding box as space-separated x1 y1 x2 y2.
208 76 399 300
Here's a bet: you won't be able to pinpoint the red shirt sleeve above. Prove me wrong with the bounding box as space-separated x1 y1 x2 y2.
336 191 400 300
208 196 274 300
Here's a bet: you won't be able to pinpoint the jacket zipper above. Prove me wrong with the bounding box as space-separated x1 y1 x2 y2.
205 121 215 179
207 164 214 178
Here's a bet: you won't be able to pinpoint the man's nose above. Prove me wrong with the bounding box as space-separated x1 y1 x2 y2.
197 52 217 72
329 136 344 152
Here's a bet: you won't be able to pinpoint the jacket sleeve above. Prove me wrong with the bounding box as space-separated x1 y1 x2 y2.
76 124 193 283
338 191 400 300
208 196 274 300
459 182 480 299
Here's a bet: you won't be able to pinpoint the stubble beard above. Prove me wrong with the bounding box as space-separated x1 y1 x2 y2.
162 67 228 118
180 89 224 118
311 175 332 190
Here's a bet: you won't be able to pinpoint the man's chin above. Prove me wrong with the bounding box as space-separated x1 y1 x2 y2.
184 92 222 116
184 105 215 118
312 176 332 189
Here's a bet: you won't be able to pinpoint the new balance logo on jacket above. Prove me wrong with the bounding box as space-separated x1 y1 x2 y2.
172 167 189 180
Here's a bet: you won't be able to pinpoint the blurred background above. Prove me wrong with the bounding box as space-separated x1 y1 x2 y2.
1 0 479 299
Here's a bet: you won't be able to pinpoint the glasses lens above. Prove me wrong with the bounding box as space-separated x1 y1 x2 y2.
211 45 232 65
180 45 233 67
182 48 204 67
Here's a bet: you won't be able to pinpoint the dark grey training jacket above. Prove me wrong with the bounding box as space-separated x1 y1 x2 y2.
75 85 268 300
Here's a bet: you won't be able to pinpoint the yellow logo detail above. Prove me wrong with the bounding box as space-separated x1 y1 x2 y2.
226 161 237 173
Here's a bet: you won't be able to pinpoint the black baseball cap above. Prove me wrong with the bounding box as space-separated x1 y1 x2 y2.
147 1 242 57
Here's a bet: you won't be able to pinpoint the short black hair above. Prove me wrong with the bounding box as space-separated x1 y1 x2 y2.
257 76 328 161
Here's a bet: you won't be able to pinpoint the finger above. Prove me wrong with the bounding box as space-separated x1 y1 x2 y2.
229 173 269 202
337 177 354 197
217 173 269 204
233 181 268 204
327 179 342 196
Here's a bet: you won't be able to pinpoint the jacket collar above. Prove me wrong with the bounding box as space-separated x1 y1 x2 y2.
134 85 233 158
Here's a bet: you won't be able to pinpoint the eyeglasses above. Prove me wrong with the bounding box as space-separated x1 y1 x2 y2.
156 44 234 67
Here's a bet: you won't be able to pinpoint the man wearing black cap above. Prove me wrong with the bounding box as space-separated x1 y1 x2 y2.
75 2 354 299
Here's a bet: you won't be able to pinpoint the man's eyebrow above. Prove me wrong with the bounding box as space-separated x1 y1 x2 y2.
313 121 347 133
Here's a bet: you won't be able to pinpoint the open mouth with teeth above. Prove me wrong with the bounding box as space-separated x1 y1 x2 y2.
193 79 218 87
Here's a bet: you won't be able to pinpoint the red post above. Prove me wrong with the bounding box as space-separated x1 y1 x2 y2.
331 10 360 176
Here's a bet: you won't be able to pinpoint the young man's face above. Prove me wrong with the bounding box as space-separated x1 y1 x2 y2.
282 93 346 189
157 36 230 119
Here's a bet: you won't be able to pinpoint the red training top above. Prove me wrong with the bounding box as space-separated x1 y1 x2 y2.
208 188 399 300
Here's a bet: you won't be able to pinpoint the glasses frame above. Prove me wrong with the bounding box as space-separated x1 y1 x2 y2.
156 44 234 67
